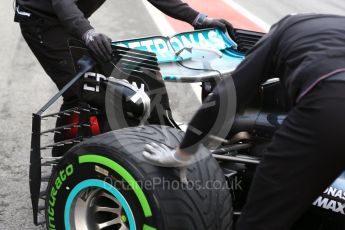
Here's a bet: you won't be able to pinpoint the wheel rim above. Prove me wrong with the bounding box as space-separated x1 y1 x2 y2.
64 179 136 230
71 188 129 230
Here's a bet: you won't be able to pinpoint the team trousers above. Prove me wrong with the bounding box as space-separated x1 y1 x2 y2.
237 74 345 230
20 20 79 157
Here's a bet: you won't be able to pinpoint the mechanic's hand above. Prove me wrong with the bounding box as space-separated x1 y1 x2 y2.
143 143 191 183
143 143 190 167
82 29 112 62
193 14 236 40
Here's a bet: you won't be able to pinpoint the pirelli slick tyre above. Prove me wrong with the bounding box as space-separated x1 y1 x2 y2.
45 125 232 230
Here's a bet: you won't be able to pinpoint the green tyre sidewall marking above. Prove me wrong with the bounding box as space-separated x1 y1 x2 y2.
78 154 152 217
143 224 157 230
46 153 156 230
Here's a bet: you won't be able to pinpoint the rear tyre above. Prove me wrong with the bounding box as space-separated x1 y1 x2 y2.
45 125 233 230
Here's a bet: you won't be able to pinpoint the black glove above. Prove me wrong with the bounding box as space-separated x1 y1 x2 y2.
82 29 112 62
193 14 236 41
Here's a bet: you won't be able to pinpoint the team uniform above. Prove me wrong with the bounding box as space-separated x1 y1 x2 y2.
179 14 345 230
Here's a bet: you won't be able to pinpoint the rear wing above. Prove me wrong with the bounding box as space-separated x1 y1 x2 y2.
112 28 239 63
112 28 265 83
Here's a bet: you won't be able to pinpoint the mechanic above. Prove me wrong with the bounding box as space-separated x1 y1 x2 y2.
143 13 345 230
14 0 235 157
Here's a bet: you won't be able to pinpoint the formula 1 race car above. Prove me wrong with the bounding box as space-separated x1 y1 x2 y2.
29 28 345 230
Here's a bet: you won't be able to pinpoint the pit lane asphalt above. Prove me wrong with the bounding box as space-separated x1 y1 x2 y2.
0 0 344 229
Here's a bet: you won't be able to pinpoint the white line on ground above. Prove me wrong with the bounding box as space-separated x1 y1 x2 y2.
222 0 271 32
141 0 202 102
141 0 175 36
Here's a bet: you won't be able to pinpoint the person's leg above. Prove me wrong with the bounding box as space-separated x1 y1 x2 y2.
236 80 345 230
20 23 80 156
20 23 78 99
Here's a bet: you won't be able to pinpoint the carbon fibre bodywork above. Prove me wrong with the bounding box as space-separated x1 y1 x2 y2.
29 28 345 229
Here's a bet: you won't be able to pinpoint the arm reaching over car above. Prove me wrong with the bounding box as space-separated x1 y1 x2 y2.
192 14 236 39
144 19 278 161
50 0 96 39
145 13 345 230
147 0 236 39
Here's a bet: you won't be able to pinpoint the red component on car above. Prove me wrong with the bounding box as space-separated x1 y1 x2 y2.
66 113 100 138
67 113 79 139
89 115 101 136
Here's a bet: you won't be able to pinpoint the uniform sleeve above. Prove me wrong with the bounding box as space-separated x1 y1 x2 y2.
231 27 277 111
179 27 278 153
51 0 94 39
147 0 200 25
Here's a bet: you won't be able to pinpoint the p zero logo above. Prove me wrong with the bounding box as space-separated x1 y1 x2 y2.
47 164 74 230
83 72 107 93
